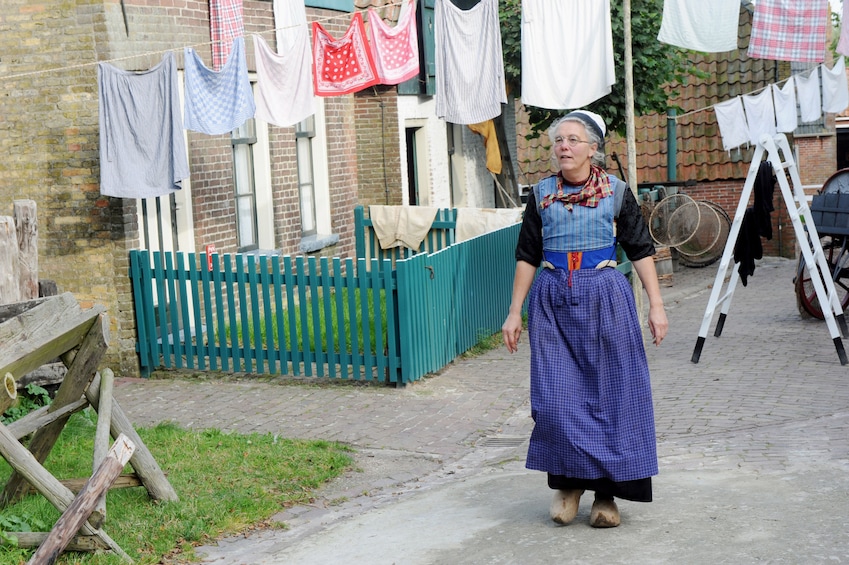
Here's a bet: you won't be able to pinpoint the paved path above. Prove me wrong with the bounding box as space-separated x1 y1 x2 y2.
114 257 849 564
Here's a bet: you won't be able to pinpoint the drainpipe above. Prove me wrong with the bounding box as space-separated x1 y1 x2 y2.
667 108 677 182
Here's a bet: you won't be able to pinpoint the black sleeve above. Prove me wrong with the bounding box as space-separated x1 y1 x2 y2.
515 191 543 267
616 187 656 261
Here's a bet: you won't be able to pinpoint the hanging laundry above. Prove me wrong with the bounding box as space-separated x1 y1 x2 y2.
772 78 797 133
313 12 380 96
795 66 822 123
367 0 420 85
714 97 749 152
747 0 829 63
210 0 245 71
839 2 849 57
657 0 739 53
275 0 306 55
98 52 189 199
368 205 439 250
467 120 502 174
435 0 507 124
520 0 614 110
253 33 314 127
184 36 256 136
742 88 777 146
822 57 849 114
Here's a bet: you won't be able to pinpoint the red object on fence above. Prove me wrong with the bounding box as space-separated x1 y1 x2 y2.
205 244 216 271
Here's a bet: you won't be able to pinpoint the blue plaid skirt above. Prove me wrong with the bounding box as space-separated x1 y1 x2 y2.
525 267 658 482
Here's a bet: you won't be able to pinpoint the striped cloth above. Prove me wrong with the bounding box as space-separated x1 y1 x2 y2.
525 267 658 482
747 0 829 63
184 37 256 135
210 0 245 71
434 0 507 124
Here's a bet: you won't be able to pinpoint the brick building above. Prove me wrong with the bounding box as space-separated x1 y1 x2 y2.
0 0 513 377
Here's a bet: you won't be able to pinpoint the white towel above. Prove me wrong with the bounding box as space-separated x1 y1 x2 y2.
520 0 614 110
839 2 849 57
772 78 797 133
455 208 523 243
796 66 822 123
657 0 739 53
253 34 315 128
742 88 777 146
714 97 749 152
822 57 849 114
369 205 439 251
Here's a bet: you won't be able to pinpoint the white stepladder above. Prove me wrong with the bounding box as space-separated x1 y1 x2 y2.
691 133 849 365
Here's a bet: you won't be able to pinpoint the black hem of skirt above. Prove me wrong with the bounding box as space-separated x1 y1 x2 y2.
547 474 652 502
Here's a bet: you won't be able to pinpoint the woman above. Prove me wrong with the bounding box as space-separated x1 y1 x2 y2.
502 110 668 528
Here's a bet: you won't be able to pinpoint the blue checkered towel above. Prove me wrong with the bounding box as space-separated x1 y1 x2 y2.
184 36 255 135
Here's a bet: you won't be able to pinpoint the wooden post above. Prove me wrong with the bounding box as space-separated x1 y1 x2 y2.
86 375 179 503
28 435 135 565
0 373 16 415
91 368 115 528
0 217 20 305
14 200 38 301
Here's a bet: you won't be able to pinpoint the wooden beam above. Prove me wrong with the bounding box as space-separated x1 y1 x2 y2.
2 532 109 552
0 293 105 379
6 397 88 441
0 296 49 324
87 375 179 503
2 314 108 505
60 473 142 493
14 200 38 301
0 373 17 415
28 435 135 565
91 368 115 528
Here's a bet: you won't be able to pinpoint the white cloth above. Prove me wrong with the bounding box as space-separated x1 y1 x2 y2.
657 0 739 53
822 57 849 114
274 0 305 54
713 97 749 152
369 205 439 251
796 66 822 123
742 88 777 146
98 53 189 198
772 78 797 133
455 208 522 243
253 34 314 127
839 2 849 57
520 0 614 110
435 0 507 124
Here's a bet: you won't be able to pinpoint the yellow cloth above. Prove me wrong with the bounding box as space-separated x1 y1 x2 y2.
368 205 439 251
467 120 502 174
455 207 523 243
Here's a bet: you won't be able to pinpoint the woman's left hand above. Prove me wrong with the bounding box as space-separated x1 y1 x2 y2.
647 303 668 346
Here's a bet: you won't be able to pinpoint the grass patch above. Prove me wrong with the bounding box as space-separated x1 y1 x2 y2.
0 412 353 564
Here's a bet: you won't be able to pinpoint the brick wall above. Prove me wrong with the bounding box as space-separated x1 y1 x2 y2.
354 86 403 206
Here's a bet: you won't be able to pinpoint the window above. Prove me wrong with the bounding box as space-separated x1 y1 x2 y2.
295 115 318 237
232 119 259 251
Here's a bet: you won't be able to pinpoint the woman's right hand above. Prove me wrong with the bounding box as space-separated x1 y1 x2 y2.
502 312 523 354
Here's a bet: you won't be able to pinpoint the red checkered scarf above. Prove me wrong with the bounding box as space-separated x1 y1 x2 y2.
210 0 245 71
539 166 612 211
747 0 828 63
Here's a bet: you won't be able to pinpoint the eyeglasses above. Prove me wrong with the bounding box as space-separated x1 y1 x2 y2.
554 135 591 148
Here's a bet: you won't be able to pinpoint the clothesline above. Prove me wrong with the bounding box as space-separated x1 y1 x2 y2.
0 0 406 83
672 76 793 121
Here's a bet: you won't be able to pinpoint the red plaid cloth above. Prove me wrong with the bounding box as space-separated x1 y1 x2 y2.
747 0 828 63
210 0 245 71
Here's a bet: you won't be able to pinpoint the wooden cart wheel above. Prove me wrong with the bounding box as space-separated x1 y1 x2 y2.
796 237 849 319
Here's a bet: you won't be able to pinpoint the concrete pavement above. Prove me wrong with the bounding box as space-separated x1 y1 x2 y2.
113 257 849 564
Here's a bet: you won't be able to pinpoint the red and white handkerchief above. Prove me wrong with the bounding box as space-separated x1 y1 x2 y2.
368 0 420 85
313 12 380 96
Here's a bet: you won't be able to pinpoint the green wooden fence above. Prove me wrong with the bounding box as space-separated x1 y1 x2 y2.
130 207 521 384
